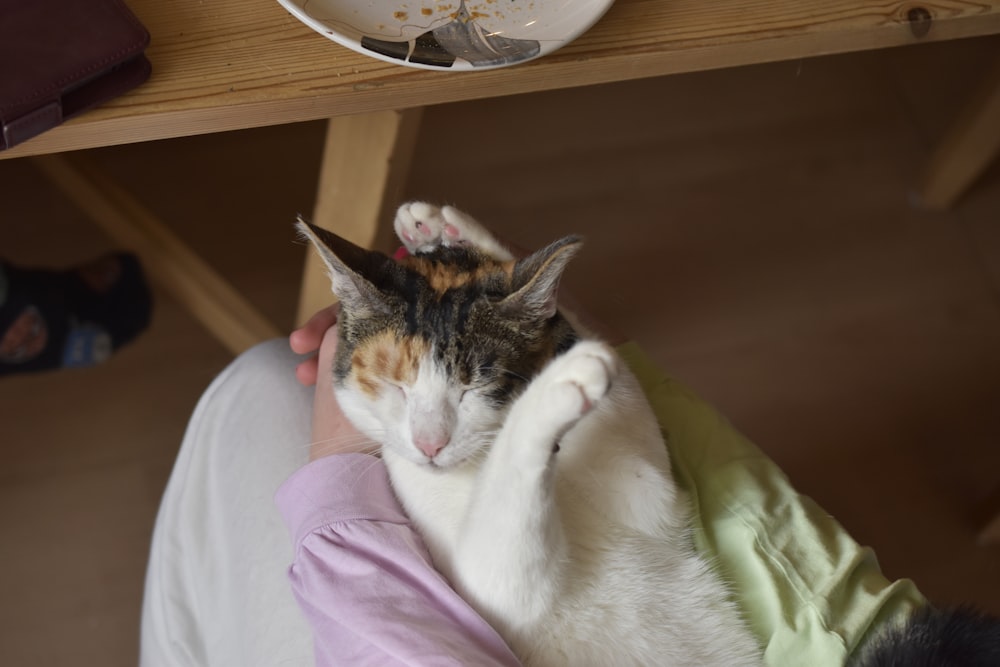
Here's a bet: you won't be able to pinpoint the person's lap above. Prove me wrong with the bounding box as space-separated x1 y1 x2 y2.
141 338 923 666
140 339 314 667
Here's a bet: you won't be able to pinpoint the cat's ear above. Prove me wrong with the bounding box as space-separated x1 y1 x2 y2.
499 235 582 321
296 216 392 315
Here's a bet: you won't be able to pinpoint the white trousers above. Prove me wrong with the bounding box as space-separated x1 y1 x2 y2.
140 340 315 667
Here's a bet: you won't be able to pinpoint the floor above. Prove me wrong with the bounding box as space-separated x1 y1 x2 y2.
2 35 999 666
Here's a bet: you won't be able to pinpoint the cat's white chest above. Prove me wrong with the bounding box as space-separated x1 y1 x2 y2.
382 451 477 570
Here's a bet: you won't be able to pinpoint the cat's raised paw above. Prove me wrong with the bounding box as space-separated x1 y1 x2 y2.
393 202 513 260
539 342 618 434
394 202 453 254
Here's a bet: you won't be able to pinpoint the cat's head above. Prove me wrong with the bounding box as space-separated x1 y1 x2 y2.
298 219 581 469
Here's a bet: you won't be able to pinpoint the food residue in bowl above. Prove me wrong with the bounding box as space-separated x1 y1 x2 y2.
390 0 534 22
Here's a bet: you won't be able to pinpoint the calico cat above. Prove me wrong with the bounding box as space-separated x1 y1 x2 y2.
297 202 762 666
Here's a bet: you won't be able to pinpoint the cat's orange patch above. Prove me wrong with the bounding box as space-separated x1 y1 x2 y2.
400 255 516 294
350 331 429 397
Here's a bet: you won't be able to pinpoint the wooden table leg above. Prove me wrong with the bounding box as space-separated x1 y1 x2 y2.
976 487 1000 546
296 108 424 326
919 57 1000 209
980 514 1000 545
31 153 283 355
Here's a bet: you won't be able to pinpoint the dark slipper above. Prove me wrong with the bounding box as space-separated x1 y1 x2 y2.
0 252 153 376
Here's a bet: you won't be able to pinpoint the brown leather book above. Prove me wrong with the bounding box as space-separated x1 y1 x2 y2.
0 0 151 151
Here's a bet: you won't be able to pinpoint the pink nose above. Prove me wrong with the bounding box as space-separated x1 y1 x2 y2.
415 436 449 459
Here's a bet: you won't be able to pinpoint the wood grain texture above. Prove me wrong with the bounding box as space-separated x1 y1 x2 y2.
3 0 999 158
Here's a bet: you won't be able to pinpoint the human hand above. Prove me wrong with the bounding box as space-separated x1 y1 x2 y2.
290 304 379 461
290 304 340 387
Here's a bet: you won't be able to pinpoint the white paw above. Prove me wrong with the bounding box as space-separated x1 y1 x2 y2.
537 342 618 439
394 201 454 254
393 202 513 260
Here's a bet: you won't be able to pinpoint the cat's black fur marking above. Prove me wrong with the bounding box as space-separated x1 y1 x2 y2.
400 246 580 407
302 220 580 408
851 605 1000 667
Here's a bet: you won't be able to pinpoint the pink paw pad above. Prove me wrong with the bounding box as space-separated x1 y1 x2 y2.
443 224 460 239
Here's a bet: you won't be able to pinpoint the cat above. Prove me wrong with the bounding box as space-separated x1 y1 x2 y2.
850 605 1000 667
297 202 763 666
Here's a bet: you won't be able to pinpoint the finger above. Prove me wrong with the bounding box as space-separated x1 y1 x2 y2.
289 329 312 356
289 311 332 354
290 304 340 354
317 323 340 362
295 356 319 386
299 322 341 387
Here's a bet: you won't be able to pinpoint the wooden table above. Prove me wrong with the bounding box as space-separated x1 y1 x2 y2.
4 0 1000 354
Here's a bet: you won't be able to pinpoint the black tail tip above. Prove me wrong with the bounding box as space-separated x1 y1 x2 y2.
851 605 1000 667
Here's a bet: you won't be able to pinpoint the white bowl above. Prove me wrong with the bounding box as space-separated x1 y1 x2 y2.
277 0 615 71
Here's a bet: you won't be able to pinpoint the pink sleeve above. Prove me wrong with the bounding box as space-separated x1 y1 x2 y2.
275 454 521 667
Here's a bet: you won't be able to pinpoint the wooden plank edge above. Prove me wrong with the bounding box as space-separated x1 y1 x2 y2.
31 153 283 355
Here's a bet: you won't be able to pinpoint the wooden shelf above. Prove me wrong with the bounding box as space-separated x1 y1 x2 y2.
3 0 1000 158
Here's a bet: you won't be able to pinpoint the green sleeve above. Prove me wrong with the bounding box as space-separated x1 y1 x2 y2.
617 342 924 666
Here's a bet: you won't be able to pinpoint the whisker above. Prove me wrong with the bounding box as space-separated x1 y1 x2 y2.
353 453 388 479
475 364 534 385
298 428 389 459
308 440 383 460
502 371 532 383
305 438 381 447
293 435 378 453
304 432 385 448
313 445 382 458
